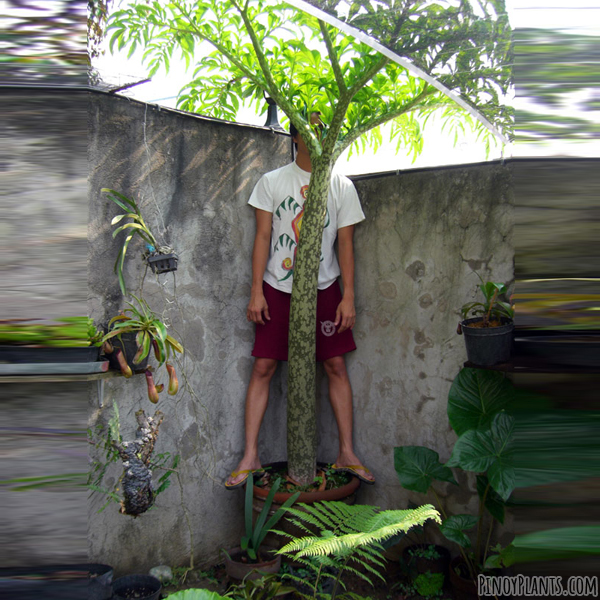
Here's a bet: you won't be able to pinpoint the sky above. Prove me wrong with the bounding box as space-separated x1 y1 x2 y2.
93 0 599 175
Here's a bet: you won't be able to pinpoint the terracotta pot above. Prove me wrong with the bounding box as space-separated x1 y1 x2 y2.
253 461 360 504
449 556 478 600
224 546 281 581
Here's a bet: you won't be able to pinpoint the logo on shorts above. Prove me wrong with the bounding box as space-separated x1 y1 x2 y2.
321 320 336 337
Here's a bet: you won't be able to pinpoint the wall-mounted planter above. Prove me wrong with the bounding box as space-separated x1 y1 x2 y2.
106 332 149 371
146 252 178 274
460 317 514 366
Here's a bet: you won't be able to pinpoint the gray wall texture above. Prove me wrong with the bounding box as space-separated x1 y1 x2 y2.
87 93 514 573
1 91 88 567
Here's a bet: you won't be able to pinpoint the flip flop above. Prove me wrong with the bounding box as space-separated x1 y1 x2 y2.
224 468 265 490
331 463 376 485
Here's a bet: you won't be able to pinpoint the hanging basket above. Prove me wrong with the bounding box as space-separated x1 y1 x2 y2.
146 252 178 274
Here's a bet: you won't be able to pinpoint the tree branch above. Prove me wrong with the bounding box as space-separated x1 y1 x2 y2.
231 0 320 155
319 19 347 94
347 53 390 98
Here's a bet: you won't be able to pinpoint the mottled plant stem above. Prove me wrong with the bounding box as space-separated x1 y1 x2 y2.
287 159 332 484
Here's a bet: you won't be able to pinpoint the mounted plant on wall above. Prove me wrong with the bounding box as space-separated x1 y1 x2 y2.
103 188 178 295
89 400 180 516
102 295 183 402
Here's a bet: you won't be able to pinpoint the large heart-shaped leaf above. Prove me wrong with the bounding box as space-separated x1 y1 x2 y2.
476 474 505 524
485 525 600 568
440 514 479 548
447 412 516 501
448 368 515 435
394 446 457 493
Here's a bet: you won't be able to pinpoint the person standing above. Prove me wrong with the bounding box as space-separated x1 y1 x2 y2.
225 117 374 488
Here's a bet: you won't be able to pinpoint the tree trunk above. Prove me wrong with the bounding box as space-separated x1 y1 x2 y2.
287 159 332 484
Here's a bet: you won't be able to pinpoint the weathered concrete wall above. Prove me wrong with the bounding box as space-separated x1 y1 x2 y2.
1 91 88 567
1 91 88 319
88 93 292 572
87 93 514 573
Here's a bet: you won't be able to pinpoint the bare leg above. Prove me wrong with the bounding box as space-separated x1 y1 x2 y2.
323 355 375 481
226 357 278 486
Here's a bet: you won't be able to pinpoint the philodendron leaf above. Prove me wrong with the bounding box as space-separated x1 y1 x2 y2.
448 368 515 435
164 589 230 600
448 412 516 501
486 526 600 568
440 514 479 548
476 474 505 524
394 446 457 493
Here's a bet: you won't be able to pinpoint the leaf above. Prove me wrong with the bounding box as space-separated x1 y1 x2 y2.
164 589 230 600
448 368 516 435
439 514 479 548
393 446 457 493
448 412 516 501
490 526 600 567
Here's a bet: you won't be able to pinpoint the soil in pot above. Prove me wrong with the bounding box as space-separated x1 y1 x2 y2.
112 574 161 600
224 546 281 581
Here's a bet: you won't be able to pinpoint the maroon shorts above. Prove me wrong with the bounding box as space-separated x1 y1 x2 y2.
252 281 357 362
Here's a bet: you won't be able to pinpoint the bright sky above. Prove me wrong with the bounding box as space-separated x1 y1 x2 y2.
93 0 599 175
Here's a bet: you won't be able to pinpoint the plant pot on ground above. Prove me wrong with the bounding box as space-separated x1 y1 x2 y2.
458 274 515 366
225 471 300 581
402 543 451 581
112 574 161 600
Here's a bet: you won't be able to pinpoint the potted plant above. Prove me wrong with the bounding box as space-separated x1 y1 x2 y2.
457 273 515 366
402 543 450 583
225 472 299 581
394 368 518 599
102 295 183 402
112 574 161 600
103 188 178 296
0 317 104 364
276 500 441 599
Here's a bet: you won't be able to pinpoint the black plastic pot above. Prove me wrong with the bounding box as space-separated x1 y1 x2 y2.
147 252 178 274
461 317 514 366
112 574 161 600
0 345 100 364
402 543 450 581
106 331 149 371
89 563 113 600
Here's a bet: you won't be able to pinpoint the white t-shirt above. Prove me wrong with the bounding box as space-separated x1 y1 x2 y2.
248 161 365 293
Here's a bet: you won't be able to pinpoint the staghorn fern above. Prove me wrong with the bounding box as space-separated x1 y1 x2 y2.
275 501 440 599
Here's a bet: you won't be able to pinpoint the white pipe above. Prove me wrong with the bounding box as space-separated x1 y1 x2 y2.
283 0 510 144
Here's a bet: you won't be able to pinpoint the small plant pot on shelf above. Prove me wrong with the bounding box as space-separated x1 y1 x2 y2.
147 252 178 274
224 546 281 581
402 543 450 581
460 317 514 366
112 574 161 600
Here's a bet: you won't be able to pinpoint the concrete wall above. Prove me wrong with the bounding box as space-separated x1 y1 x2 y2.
0 91 88 567
87 93 514 573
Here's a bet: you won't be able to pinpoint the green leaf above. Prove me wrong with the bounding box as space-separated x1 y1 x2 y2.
448 368 515 435
439 514 479 548
447 412 516 501
164 589 230 600
490 526 600 567
393 446 457 493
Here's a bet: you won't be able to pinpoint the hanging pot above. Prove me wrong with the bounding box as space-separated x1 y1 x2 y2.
460 317 514 366
106 331 149 371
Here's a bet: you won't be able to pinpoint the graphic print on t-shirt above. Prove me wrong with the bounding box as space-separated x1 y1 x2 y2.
273 184 329 282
